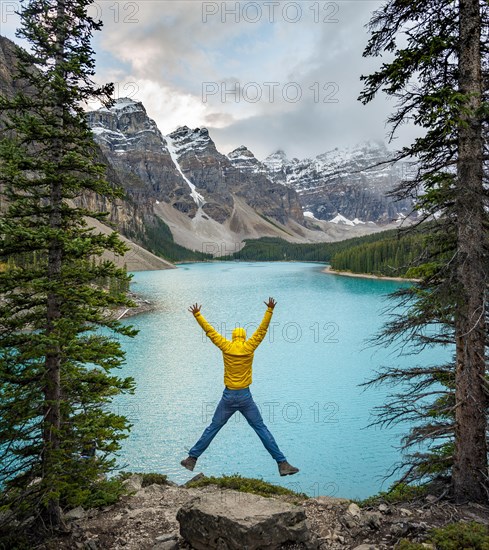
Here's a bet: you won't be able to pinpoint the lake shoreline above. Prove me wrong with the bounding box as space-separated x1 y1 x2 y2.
322 265 420 282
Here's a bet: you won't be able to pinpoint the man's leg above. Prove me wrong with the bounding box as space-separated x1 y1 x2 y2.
238 390 287 463
187 390 235 458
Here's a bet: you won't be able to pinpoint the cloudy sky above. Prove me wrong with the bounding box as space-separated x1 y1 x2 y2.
0 0 421 159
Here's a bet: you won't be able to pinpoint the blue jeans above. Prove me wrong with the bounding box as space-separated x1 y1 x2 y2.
189 387 287 463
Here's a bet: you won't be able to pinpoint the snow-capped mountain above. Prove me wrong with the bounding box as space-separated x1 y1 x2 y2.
0 34 409 260
262 142 412 224
87 98 305 240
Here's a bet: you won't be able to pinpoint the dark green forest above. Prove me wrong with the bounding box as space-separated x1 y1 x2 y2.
219 227 426 278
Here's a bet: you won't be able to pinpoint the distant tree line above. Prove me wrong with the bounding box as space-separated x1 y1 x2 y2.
221 229 427 278
329 232 426 277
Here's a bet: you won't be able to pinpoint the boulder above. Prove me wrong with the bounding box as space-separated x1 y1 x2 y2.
64 506 86 521
122 474 143 494
177 491 317 550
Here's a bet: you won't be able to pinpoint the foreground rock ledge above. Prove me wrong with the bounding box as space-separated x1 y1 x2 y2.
176 490 318 550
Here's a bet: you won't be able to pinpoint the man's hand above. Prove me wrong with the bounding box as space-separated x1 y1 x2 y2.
264 297 277 309
188 303 201 314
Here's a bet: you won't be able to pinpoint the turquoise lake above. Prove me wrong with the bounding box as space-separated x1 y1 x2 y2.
113 262 451 500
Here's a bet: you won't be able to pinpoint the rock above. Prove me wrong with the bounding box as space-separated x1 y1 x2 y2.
352 545 379 550
389 522 410 537
378 503 390 513
362 511 382 529
425 494 437 503
177 491 318 550
152 541 179 550
400 507 413 516
184 472 205 486
122 474 143 493
85 541 98 550
347 503 361 517
136 484 166 498
154 533 178 543
64 506 86 520
314 496 350 507
341 514 358 529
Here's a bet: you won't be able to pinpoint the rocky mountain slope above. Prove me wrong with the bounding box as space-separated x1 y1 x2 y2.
262 143 413 225
88 100 324 253
88 99 409 253
1 34 412 259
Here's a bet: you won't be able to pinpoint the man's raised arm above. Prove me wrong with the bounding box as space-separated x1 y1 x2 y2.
189 303 229 351
246 297 276 351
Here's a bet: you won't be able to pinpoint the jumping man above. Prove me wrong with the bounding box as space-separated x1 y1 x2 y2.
181 297 299 476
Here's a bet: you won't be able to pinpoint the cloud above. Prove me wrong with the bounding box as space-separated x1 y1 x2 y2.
1 0 424 159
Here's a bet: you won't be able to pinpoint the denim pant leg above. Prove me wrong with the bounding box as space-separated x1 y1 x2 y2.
239 390 287 463
189 391 235 458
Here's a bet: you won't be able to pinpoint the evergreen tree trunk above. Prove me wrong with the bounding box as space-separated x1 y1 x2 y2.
453 0 487 504
42 0 66 528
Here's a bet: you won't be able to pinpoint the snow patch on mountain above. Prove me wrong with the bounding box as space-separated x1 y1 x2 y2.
165 135 205 208
329 214 370 226
329 214 355 226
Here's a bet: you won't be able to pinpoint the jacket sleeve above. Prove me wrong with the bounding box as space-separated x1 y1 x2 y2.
246 307 273 351
194 311 229 351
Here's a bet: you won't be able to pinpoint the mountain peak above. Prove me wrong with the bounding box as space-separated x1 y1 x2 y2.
262 149 289 173
268 149 288 159
228 145 256 160
97 97 146 115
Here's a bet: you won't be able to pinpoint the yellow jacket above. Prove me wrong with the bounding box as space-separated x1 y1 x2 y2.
193 307 273 389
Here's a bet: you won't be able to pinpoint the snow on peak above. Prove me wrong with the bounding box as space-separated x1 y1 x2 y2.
329 213 355 226
262 150 290 173
227 145 267 176
228 145 256 160
97 97 146 115
168 126 212 156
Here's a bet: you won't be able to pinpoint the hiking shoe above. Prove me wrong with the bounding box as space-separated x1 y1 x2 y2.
278 461 299 476
180 456 197 471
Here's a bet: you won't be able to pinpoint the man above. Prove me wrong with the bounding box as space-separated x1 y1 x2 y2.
181 297 299 477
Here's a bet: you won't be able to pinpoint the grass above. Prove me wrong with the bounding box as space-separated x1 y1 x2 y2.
356 482 428 507
186 474 308 501
398 521 489 549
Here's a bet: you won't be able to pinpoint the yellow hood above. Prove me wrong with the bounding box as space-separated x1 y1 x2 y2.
232 327 246 341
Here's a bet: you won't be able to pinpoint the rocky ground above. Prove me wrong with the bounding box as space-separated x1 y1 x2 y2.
40 475 489 550
110 291 155 320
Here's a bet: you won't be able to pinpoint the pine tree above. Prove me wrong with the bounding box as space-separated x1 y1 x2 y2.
359 0 488 502
0 0 137 531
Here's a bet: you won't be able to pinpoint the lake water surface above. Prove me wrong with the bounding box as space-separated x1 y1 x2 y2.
113 262 450 499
